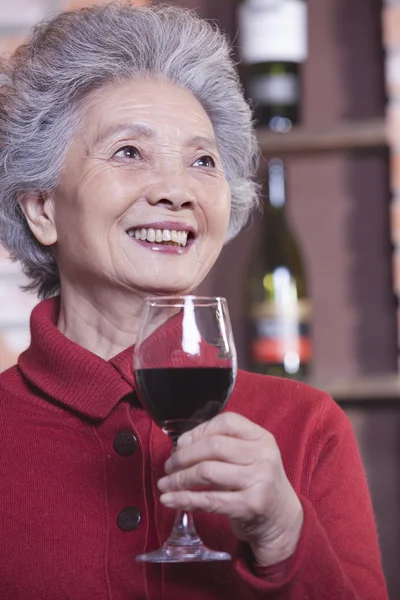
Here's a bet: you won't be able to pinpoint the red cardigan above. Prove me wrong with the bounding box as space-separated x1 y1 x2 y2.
0 298 387 599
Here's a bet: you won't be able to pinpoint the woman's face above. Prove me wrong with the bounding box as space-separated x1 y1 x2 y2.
51 77 231 297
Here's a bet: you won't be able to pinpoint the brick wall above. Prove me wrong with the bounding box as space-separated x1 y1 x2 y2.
383 0 400 370
0 0 146 372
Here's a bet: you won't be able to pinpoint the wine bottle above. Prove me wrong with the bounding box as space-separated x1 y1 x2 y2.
238 0 312 378
238 0 307 130
247 159 312 378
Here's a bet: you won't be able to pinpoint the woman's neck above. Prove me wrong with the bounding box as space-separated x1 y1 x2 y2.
57 286 143 360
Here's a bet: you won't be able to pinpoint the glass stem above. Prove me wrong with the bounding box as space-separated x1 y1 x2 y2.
163 436 203 548
164 510 203 547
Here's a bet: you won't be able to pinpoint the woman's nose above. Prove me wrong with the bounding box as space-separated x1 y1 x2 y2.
145 177 196 211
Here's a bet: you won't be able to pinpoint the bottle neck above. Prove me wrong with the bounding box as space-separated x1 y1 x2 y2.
248 61 300 130
267 158 286 210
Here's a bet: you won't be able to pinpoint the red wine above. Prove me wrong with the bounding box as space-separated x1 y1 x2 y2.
135 367 234 436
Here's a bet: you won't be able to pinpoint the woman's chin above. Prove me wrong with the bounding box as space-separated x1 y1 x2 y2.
132 279 197 297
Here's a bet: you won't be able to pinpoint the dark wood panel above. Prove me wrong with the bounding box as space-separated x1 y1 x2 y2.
287 149 397 381
343 405 400 600
303 0 386 125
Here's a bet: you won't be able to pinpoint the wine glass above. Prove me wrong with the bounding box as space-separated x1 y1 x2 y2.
133 295 237 563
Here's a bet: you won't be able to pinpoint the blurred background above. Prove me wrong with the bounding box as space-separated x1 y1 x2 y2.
1 0 400 596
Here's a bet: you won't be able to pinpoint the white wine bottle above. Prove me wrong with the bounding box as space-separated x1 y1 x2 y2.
238 0 307 131
238 0 311 378
247 159 312 378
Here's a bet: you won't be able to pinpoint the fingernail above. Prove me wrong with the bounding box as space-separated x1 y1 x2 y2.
160 493 174 506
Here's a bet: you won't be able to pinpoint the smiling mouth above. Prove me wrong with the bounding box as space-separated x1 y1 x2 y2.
127 227 193 248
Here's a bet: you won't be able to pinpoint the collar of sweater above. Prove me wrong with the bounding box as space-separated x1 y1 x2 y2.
18 297 136 420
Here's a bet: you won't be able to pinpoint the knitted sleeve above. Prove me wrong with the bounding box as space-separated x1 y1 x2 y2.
232 395 388 600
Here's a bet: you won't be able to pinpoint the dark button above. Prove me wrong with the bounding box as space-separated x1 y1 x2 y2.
113 431 138 456
117 507 141 531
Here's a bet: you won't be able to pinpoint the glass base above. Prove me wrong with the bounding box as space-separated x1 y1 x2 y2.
136 508 231 563
136 542 231 563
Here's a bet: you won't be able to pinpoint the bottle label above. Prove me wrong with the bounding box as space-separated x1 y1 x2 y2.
238 0 308 64
251 299 312 371
249 72 299 105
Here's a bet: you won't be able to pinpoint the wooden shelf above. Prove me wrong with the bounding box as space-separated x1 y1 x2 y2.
257 118 387 156
311 374 400 404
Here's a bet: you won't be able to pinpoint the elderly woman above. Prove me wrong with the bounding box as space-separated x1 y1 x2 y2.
0 3 387 599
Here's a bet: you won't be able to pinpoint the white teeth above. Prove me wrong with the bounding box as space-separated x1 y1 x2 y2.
146 228 156 242
129 227 190 247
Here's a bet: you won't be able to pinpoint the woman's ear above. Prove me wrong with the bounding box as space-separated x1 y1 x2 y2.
17 191 57 246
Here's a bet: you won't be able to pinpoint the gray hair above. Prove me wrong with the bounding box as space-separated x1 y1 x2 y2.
0 2 259 298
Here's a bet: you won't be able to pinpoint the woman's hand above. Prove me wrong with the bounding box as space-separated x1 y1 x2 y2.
158 412 304 567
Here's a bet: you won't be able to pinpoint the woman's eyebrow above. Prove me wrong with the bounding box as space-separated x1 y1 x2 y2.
93 123 155 147
187 135 218 152
92 125 218 153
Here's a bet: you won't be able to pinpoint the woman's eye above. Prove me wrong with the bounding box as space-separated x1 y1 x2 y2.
194 155 215 168
114 145 141 160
